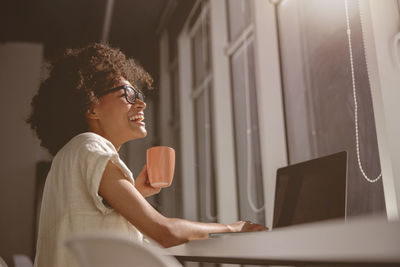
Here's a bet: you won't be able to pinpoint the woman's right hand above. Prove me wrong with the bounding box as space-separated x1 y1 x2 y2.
134 164 162 198
227 221 268 233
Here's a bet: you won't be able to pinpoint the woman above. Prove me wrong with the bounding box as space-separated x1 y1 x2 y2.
27 43 267 267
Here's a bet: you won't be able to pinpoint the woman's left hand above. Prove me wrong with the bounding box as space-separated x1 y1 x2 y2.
134 164 161 197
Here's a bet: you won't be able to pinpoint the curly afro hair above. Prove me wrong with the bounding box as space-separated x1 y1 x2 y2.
27 43 153 156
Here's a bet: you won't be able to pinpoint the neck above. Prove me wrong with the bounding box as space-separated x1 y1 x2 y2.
87 121 121 151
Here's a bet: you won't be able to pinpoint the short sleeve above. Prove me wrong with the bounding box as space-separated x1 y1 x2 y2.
76 133 134 214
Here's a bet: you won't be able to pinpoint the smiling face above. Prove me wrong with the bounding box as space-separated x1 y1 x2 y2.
86 78 147 150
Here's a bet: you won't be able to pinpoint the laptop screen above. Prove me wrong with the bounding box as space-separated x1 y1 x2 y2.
272 151 347 229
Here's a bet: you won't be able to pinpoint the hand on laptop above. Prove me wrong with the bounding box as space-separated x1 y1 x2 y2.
228 220 268 232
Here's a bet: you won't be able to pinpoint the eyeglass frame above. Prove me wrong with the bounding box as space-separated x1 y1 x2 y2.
97 84 145 104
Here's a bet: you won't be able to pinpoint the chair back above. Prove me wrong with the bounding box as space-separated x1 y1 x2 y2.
65 233 182 267
0 257 8 267
13 254 33 267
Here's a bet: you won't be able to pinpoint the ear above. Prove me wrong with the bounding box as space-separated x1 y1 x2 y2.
86 106 100 120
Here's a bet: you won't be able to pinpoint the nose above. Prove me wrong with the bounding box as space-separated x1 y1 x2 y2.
133 98 146 111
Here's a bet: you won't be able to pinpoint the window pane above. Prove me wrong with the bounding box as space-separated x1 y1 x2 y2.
191 7 216 223
226 0 252 41
278 0 385 217
191 15 210 88
194 86 217 222
231 39 265 224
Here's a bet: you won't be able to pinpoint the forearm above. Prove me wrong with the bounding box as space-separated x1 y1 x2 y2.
170 218 231 239
159 218 267 247
159 218 231 247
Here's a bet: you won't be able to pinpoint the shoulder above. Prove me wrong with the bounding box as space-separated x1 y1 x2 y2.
72 132 110 144
59 132 117 157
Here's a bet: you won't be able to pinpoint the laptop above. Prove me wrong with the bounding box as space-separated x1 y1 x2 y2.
209 151 347 237
272 151 347 228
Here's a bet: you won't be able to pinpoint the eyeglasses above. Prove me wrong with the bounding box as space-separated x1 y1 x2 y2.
98 84 144 104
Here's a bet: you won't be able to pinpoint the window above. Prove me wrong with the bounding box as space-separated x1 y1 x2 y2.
173 0 396 227
226 0 265 224
277 0 386 217
190 4 217 222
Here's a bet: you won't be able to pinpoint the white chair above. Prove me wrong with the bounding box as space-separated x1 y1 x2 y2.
65 233 182 267
0 257 8 267
13 254 33 267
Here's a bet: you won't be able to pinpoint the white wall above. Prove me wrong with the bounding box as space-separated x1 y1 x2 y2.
361 0 400 220
253 0 288 227
0 42 43 266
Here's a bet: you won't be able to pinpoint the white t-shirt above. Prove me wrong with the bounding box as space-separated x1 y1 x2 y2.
34 132 142 267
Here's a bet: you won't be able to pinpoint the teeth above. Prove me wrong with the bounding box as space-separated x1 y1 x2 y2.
129 115 144 122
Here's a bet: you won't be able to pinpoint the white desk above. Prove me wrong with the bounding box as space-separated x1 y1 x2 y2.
167 216 400 265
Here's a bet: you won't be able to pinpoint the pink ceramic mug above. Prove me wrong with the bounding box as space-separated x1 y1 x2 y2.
146 146 175 188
